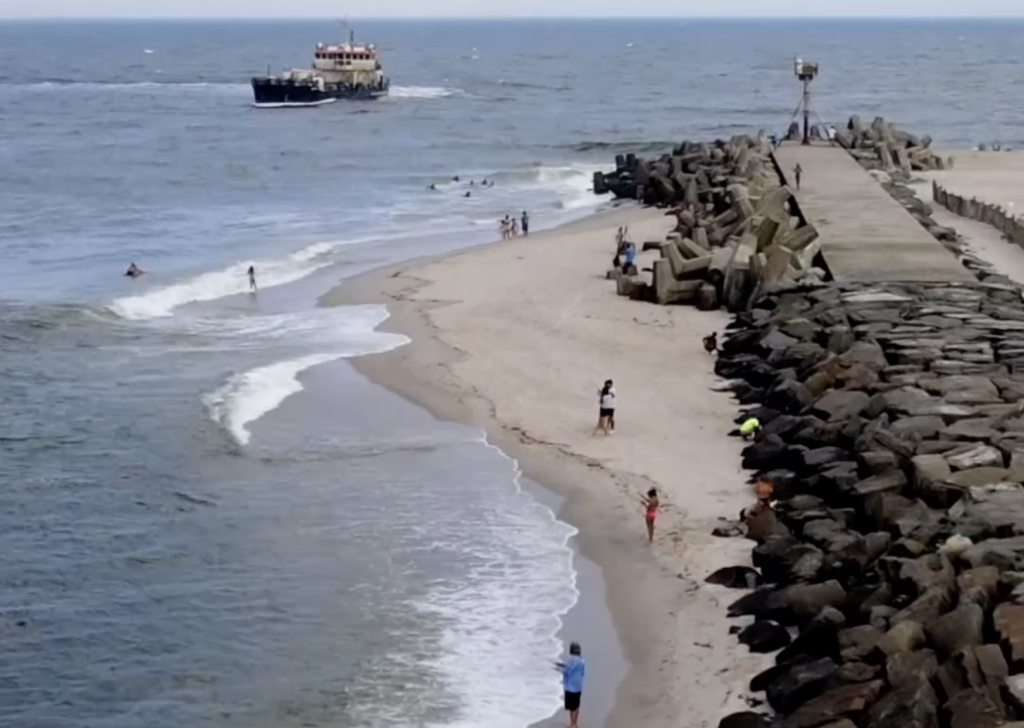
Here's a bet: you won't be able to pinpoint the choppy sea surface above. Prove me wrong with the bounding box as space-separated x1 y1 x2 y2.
2 17 1023 728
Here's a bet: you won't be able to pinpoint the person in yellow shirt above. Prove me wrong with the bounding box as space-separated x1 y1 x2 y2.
739 417 761 440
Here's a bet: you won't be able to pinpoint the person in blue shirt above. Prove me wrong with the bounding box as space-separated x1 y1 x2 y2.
555 641 586 728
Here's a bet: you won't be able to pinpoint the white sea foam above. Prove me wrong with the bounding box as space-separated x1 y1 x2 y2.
202 305 408 445
108 236 366 320
420 435 579 728
251 98 338 109
389 86 463 99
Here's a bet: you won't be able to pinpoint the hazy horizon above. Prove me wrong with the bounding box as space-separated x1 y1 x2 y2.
3 0 1024 19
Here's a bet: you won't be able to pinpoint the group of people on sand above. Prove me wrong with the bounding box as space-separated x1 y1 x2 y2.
499 211 529 239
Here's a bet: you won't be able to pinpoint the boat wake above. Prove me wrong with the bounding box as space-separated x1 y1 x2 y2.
251 98 338 109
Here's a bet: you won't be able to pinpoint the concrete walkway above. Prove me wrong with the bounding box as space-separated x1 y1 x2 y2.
773 144 973 283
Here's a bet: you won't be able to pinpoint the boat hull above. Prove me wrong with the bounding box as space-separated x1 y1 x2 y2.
251 79 388 106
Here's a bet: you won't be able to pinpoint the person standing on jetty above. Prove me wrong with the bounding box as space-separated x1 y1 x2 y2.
247 265 257 292
555 642 585 728
594 380 615 435
521 210 530 236
793 163 803 191
640 488 659 543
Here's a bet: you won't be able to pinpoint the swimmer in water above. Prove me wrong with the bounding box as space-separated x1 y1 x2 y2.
464 191 472 198
125 262 144 278
429 183 437 190
453 175 460 182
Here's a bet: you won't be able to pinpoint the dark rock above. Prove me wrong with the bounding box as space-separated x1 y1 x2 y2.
852 469 908 498
783 680 884 728
962 536 1024 569
945 688 1006 728
718 712 774 728
763 415 818 440
870 605 897 631
943 417 999 441
743 435 789 471
830 661 880 686
994 603 1024 669
706 566 764 589
956 566 1000 609
769 380 816 413
800 447 849 471
762 328 801 351
866 678 940 728
740 620 793 653
838 625 884 664
826 328 855 355
766 657 840 714
916 440 961 455
927 602 984 658
880 620 926 656
775 607 846 664
891 415 947 440
837 341 888 370
892 587 954 628
886 648 938 689
781 319 821 342
858 450 899 475
812 390 871 421
868 387 932 418
729 581 847 626
895 500 950 546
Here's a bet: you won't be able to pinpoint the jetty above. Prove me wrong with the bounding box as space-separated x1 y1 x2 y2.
773 144 973 283
594 116 1024 728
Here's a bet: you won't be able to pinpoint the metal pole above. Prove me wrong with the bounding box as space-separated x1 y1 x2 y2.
802 78 811 145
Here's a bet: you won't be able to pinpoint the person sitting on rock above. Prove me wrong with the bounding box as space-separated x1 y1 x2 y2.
738 416 761 440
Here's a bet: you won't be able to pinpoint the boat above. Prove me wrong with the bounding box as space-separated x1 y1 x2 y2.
251 25 389 107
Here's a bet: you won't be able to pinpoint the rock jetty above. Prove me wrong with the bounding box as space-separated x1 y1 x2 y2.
597 135 825 312
834 115 948 174
711 276 1024 728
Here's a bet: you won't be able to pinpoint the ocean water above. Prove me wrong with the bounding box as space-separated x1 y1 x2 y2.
2 17 1024 728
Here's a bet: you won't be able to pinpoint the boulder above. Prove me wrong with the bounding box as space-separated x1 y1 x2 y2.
866 678 940 728
754 535 825 584
740 620 793 653
886 648 938 689
945 688 1006 728
892 415 947 440
880 620 926 656
943 417 999 441
766 657 840 714
906 402 978 421
718 712 774 728
956 566 1000 609
994 602 1024 668
783 680 884 728
838 625 884 664
859 450 899 475
812 390 871 421
730 581 847 626
945 443 1004 470
852 470 908 498
706 565 764 589
962 536 1024 569
775 607 846 664
926 602 984 658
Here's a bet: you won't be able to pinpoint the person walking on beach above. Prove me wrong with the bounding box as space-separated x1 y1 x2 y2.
555 642 585 728
594 380 615 435
521 210 530 236
247 265 257 292
511 216 519 237
640 488 659 543
793 163 803 191
499 216 509 239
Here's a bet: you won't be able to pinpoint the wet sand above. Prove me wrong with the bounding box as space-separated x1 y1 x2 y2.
321 205 771 727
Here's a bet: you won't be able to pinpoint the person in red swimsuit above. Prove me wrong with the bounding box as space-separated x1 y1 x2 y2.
640 488 659 543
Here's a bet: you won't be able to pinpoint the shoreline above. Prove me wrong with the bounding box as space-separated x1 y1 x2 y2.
321 203 770 726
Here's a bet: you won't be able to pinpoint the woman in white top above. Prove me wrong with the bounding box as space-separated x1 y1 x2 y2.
594 379 616 435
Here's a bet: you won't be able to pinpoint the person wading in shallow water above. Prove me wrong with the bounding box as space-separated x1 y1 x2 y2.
640 487 659 543
555 642 585 728
247 265 257 292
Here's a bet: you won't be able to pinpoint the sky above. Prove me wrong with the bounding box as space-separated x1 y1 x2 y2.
2 0 1024 17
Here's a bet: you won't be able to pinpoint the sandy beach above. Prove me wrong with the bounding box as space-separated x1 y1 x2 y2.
908 152 1024 288
322 205 771 727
